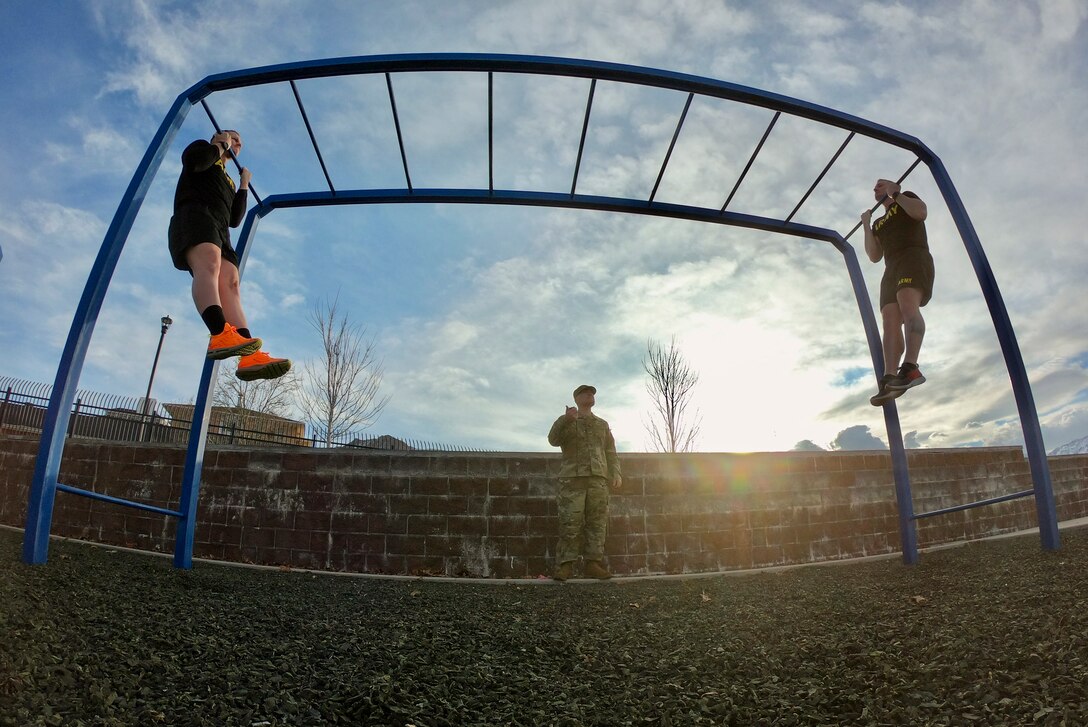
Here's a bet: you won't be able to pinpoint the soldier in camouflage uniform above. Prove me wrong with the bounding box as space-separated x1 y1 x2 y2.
547 384 622 581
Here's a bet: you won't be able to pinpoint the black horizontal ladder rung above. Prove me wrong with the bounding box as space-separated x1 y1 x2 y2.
290 80 336 194
648 92 694 204
570 78 597 197
199 99 262 206
843 157 923 240
784 131 854 224
721 111 780 213
386 72 413 192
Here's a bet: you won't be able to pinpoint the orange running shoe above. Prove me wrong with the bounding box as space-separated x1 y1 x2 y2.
236 350 292 381
207 323 262 360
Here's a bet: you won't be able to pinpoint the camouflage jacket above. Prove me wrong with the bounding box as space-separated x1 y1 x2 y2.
548 411 620 480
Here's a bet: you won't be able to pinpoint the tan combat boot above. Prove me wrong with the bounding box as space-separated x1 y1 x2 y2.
584 561 612 580
553 562 573 582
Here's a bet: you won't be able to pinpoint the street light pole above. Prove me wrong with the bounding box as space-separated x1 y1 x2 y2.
141 315 173 440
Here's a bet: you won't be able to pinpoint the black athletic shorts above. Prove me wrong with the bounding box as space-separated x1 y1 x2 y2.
168 207 240 272
880 247 934 309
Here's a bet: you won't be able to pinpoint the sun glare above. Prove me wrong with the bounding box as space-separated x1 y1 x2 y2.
622 318 854 453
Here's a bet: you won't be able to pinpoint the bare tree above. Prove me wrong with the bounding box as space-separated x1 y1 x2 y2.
297 295 389 444
643 336 702 452
210 362 301 444
214 362 299 419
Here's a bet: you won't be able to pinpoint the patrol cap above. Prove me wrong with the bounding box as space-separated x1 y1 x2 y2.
572 384 596 398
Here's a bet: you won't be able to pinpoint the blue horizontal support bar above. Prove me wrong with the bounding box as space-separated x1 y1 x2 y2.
56 483 185 519
912 488 1035 520
258 187 845 245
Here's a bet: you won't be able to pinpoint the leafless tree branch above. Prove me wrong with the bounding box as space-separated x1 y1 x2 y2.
642 336 701 452
296 294 390 444
214 363 299 418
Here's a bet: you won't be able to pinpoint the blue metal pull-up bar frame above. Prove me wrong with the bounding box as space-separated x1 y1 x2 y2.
20 53 1059 570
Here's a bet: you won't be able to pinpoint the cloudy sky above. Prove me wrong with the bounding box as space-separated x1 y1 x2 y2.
1 0 1085 454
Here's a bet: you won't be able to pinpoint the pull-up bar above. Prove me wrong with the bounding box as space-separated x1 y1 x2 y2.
721 111 780 213
386 73 413 192
571 78 596 198
20 53 1058 573
843 158 924 241
290 80 336 196
785 131 854 224
648 92 694 204
199 100 263 206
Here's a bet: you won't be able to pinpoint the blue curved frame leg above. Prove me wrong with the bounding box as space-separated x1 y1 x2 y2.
834 238 919 563
22 96 192 564
174 208 264 568
173 358 219 569
928 159 1059 550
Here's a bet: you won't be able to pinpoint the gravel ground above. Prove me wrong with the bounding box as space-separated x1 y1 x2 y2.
1 525 1086 726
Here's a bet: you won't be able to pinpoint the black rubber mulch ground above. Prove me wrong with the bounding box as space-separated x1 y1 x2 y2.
1 526 1085 726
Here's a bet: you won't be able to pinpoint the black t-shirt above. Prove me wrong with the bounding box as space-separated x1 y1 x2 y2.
871 191 928 261
172 140 248 228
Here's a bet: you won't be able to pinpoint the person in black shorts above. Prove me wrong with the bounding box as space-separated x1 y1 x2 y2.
861 178 934 406
169 130 290 381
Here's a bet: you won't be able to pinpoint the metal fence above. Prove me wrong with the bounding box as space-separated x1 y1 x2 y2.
0 375 483 452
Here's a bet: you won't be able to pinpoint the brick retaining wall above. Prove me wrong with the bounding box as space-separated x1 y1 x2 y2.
1 434 1085 576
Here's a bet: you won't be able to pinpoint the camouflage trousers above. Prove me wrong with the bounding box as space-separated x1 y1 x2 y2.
556 476 610 565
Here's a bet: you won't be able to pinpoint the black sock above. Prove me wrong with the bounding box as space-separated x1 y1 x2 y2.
237 327 252 339
200 305 227 335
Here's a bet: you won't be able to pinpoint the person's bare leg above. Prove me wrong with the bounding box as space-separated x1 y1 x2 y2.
217 261 248 330
218 259 291 380
896 287 925 365
186 243 223 314
189 243 260 359
884 287 927 392
880 302 904 375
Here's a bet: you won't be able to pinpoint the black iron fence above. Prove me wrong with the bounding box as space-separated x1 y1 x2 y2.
0 376 483 452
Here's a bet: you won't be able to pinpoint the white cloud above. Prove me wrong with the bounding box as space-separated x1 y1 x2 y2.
830 424 887 451
1038 0 1088 43
2 0 1084 455
0 202 104 311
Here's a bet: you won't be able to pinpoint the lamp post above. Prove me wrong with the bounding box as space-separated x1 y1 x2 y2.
140 315 173 440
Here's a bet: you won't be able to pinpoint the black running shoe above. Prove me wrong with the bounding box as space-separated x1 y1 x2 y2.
886 363 926 392
870 374 902 406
